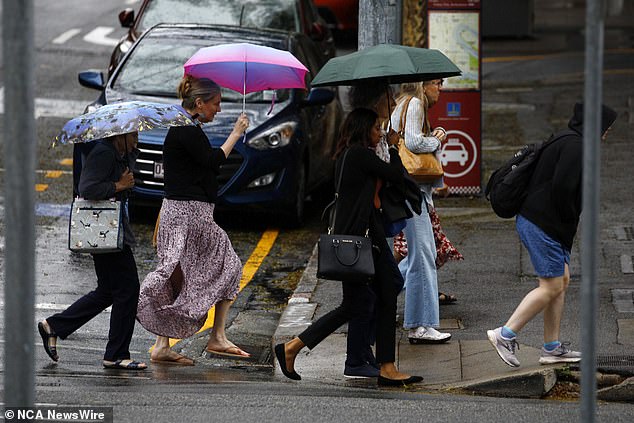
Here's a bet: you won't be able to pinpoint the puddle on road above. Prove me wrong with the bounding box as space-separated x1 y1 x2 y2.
37 359 275 388
36 203 71 217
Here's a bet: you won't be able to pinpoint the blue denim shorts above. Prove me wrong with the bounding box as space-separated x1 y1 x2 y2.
516 214 570 278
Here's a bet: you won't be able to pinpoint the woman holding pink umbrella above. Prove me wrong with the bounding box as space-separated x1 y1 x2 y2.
137 75 251 364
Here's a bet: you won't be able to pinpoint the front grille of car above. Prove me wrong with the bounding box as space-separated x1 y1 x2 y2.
134 142 244 192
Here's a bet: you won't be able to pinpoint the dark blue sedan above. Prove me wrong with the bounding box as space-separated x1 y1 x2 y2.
76 24 342 226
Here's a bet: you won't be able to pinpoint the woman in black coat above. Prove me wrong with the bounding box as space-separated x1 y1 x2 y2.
274 108 423 386
38 132 147 370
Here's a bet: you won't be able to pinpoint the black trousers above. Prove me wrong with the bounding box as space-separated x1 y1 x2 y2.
299 238 403 364
346 311 376 367
47 245 140 361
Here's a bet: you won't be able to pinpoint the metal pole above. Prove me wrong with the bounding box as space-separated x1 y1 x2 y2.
3 0 36 407
580 0 605 421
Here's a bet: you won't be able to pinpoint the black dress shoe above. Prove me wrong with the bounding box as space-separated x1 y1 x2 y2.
377 375 424 387
38 321 58 362
274 343 301 380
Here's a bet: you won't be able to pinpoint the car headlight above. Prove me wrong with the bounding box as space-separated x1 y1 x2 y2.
247 122 297 150
247 172 277 188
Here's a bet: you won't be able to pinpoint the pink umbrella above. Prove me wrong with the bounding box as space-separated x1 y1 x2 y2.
184 43 309 112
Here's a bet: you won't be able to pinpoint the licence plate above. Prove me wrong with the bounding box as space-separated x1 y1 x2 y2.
153 161 164 179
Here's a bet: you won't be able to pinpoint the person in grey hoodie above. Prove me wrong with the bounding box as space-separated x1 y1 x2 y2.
487 103 617 368
38 132 147 370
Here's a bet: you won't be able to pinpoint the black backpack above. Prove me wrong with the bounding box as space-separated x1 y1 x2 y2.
485 130 574 218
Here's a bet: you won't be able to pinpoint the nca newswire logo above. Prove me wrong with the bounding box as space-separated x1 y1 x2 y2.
4 406 112 422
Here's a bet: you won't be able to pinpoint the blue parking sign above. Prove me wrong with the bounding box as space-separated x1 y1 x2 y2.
447 102 461 117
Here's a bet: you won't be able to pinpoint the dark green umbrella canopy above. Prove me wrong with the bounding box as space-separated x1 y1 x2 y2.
311 44 461 86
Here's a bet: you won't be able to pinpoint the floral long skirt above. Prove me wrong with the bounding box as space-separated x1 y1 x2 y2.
393 207 464 269
137 199 241 338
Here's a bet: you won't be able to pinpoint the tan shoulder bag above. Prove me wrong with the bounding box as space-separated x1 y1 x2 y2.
397 96 444 183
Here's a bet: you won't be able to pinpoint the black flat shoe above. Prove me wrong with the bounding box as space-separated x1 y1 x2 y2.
274 343 301 380
377 375 424 387
38 321 58 362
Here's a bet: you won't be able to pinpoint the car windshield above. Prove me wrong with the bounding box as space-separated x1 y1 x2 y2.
138 0 300 33
112 37 290 103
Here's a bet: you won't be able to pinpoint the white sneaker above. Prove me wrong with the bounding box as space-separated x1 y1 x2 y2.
408 326 452 344
487 327 520 367
539 342 581 364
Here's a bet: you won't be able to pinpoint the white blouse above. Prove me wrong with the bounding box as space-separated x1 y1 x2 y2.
389 95 444 202
390 96 440 154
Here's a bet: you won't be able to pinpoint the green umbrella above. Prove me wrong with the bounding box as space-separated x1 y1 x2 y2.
311 44 461 86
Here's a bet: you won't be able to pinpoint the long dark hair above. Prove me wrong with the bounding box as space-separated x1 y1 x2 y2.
334 108 378 159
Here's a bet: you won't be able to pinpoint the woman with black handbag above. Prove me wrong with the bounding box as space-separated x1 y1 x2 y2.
275 108 423 386
342 82 417 379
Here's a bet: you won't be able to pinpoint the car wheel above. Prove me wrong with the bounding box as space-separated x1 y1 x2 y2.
282 163 306 228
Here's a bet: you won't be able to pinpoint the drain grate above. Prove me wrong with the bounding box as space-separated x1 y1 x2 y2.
596 355 634 375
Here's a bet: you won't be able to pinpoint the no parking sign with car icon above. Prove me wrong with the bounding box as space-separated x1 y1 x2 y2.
429 92 481 195
440 130 478 178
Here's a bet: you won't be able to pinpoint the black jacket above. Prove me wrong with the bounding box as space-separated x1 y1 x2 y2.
519 103 617 250
380 171 423 223
163 125 227 203
332 145 404 241
78 140 135 246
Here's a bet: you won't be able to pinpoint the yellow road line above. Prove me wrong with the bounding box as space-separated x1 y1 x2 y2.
166 228 279 347
35 184 48 192
59 158 73 166
45 170 64 178
605 68 634 76
483 54 549 63
483 48 634 64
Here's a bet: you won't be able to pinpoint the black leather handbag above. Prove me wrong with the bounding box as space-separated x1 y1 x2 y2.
317 150 375 283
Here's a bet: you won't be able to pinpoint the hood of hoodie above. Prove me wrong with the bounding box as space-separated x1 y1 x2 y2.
568 102 618 135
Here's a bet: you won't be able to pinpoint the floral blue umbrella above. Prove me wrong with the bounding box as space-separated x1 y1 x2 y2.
52 101 196 147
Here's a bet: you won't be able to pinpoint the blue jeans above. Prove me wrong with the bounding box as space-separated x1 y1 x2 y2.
399 197 440 329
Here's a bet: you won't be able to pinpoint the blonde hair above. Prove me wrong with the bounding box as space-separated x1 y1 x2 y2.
178 75 221 110
397 82 431 134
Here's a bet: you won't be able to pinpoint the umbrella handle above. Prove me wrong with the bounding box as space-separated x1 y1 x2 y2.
243 60 246 143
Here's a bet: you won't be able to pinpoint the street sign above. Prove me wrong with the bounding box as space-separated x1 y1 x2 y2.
427 0 482 195
430 92 481 194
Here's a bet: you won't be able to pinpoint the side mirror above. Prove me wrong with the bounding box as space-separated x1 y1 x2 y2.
78 71 106 91
301 88 334 107
118 8 135 28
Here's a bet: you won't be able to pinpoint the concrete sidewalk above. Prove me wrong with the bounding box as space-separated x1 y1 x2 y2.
273 241 557 399
273 224 633 401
